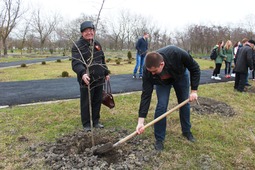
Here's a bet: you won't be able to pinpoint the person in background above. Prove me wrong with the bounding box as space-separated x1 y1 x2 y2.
233 39 254 92
211 40 227 80
235 38 251 86
133 32 149 79
135 45 200 151
72 21 110 132
223 40 234 78
231 41 241 77
252 46 255 81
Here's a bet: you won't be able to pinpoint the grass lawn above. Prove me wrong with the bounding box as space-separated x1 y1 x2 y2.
0 82 254 169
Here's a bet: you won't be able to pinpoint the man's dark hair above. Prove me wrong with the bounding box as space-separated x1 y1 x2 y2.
145 52 163 68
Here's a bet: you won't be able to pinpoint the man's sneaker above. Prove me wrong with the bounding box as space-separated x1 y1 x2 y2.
132 75 136 79
211 76 215 79
231 73 235 77
139 76 142 79
154 140 164 151
94 123 104 128
182 132 196 142
214 76 221 80
84 126 91 132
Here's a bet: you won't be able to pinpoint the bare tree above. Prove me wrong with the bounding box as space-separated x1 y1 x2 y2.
231 26 249 44
30 8 61 54
150 29 161 50
107 11 149 50
54 27 73 56
159 30 172 47
186 25 202 53
242 14 255 39
26 33 37 53
107 19 121 50
0 0 23 57
118 10 140 50
15 19 30 54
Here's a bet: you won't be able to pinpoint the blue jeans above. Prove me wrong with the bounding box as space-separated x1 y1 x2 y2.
133 53 145 77
245 70 250 85
154 70 191 141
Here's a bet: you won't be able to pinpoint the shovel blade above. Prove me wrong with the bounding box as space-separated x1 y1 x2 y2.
93 142 114 155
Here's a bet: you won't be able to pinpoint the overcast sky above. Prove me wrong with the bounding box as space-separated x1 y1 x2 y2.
27 0 255 31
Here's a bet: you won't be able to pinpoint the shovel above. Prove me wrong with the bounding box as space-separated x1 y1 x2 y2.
93 99 190 155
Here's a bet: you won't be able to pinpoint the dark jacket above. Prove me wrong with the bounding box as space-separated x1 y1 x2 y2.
233 44 253 73
234 44 243 61
135 37 148 56
253 50 255 66
139 45 200 118
71 37 109 86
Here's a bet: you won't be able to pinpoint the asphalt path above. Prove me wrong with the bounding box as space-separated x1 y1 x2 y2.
0 58 235 107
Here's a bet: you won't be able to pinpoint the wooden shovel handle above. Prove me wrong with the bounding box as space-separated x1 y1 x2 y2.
144 99 189 128
113 99 190 147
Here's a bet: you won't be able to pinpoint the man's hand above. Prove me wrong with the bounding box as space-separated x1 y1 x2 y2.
189 90 198 102
82 74 90 85
136 117 145 134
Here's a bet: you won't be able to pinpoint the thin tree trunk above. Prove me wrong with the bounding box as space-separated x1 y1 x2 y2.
88 85 95 146
3 39 8 56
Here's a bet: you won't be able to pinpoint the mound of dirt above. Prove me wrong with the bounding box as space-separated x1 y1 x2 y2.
26 129 161 169
190 97 236 117
246 86 255 93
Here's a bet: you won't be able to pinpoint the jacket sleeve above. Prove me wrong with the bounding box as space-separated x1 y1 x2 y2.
247 49 254 70
102 55 110 76
136 38 142 53
182 53 200 90
71 42 87 79
253 51 255 65
138 69 154 118
219 48 227 58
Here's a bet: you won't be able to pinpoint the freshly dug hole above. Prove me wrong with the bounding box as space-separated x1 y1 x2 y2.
27 128 160 169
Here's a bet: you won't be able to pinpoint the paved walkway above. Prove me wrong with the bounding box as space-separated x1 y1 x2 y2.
0 57 235 107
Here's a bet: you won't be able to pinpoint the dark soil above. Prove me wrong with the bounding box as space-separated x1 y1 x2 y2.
245 85 255 93
191 96 236 117
24 96 240 169
26 129 161 170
